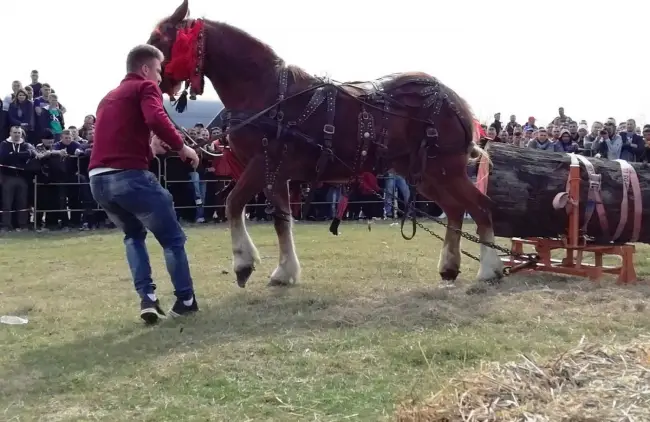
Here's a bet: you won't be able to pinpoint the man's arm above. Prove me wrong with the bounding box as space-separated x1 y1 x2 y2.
139 80 184 152
23 142 37 158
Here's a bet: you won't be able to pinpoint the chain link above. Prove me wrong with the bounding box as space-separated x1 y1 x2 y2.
368 186 540 276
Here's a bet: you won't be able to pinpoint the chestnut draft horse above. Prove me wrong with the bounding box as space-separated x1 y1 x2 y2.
147 0 504 288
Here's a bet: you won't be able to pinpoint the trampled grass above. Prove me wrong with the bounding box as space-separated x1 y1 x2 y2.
1 221 650 421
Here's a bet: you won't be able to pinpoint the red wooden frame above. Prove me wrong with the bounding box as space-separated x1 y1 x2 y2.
477 154 637 284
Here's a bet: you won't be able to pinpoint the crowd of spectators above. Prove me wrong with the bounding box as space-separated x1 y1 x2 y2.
1 71 647 233
480 109 650 161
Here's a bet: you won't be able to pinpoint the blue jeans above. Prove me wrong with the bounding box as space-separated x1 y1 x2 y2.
326 185 342 219
189 171 207 221
383 174 410 218
89 170 194 301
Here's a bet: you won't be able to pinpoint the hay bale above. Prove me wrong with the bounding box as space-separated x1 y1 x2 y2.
395 337 650 422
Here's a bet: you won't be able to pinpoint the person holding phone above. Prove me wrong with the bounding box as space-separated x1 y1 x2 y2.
592 122 623 160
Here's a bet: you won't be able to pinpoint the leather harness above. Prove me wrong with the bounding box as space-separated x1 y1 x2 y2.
219 66 471 234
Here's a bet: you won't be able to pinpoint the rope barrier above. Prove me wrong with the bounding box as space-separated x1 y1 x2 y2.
0 155 439 226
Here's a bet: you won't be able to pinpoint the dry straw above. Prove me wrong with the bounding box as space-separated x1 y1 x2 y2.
396 336 650 422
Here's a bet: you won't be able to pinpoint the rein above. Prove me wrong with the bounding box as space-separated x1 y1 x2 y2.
171 81 329 143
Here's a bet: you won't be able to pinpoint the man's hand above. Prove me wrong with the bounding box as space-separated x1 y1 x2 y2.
150 136 170 155
179 145 200 169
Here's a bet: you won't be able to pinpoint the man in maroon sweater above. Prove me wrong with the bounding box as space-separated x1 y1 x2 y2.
88 44 200 325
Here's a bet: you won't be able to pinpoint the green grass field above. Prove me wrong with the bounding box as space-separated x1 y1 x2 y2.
1 221 650 421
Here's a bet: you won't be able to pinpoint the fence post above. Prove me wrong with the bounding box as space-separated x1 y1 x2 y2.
154 155 162 180
33 176 39 231
163 156 169 189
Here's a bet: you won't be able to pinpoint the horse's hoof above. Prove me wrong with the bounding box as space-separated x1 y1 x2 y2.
235 266 254 288
439 269 459 282
478 272 504 285
268 278 292 287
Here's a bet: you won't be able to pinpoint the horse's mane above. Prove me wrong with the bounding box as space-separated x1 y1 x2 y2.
201 18 313 86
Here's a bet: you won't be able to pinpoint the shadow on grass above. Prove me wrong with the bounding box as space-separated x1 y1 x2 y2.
5 271 650 401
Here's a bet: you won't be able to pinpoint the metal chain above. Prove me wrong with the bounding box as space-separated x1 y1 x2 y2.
365 185 540 276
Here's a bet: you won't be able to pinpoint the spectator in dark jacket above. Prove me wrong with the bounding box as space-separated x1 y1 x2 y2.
33 129 67 230
640 126 650 163
620 119 644 162
53 129 82 154
556 129 580 153
491 113 502 134
51 129 84 228
78 114 95 139
0 99 7 140
29 70 43 98
527 128 561 151
7 89 34 133
0 126 36 231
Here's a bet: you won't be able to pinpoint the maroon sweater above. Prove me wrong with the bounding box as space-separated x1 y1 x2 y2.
89 73 184 172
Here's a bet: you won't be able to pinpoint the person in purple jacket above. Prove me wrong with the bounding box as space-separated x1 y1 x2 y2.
556 129 580 153
7 89 34 135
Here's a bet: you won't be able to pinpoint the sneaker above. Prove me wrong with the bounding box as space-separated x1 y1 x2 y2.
169 294 199 317
140 298 166 325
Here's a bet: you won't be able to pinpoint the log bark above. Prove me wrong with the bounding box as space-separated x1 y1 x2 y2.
481 142 650 244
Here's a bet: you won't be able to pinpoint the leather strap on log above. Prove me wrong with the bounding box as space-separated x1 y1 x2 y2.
553 153 642 242
613 159 642 242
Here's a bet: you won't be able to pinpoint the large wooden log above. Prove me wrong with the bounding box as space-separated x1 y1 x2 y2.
481 142 650 243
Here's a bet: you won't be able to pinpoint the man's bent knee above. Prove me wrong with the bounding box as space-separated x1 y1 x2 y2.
124 227 147 243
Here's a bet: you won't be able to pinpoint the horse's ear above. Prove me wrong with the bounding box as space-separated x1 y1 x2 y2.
168 0 189 25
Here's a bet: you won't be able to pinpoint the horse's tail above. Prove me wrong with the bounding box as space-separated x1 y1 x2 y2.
451 94 490 166
465 116 491 167
467 136 490 166
449 96 493 211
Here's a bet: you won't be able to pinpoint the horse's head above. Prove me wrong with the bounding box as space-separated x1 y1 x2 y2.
147 0 192 98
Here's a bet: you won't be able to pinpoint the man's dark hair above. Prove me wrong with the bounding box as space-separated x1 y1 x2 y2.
68 125 77 130
126 44 164 73
41 129 54 140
